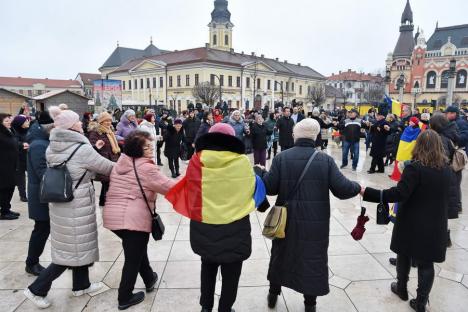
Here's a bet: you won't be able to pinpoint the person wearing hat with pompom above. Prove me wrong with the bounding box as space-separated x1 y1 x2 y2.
88 111 121 206
367 109 391 174
24 109 55 276
164 118 185 178
11 114 31 201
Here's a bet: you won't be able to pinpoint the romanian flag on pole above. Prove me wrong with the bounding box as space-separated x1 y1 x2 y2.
384 94 403 117
390 126 421 181
165 150 266 225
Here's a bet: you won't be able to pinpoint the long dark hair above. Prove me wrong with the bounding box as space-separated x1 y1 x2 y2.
412 130 447 169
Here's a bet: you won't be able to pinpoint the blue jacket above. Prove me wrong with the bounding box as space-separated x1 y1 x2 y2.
26 122 50 221
455 117 468 150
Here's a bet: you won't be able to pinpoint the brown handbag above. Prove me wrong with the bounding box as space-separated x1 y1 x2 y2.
262 150 318 239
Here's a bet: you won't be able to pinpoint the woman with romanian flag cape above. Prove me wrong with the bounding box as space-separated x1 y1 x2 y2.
166 123 268 312
390 117 424 181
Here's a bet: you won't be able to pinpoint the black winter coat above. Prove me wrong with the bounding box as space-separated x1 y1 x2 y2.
183 117 201 143
164 125 185 158
26 123 50 221
276 116 295 147
190 133 252 263
0 125 19 188
370 119 390 158
12 126 28 170
195 122 211 143
439 125 460 220
250 123 271 150
258 139 360 296
363 162 451 263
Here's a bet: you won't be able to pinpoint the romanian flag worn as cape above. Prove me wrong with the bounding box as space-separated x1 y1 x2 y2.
165 150 266 225
384 95 403 117
390 126 421 181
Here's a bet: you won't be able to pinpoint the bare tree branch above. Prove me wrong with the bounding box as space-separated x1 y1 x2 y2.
307 85 326 107
192 82 220 106
363 84 385 103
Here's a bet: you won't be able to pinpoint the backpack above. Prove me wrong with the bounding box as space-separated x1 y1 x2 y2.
450 141 467 172
40 143 87 203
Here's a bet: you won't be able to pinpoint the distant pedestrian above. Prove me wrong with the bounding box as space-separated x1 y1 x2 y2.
368 110 391 174
250 115 271 166
116 109 138 140
11 114 30 201
337 109 364 171
276 107 295 151
164 119 185 178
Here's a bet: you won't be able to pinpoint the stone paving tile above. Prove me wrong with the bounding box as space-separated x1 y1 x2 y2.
0 146 466 311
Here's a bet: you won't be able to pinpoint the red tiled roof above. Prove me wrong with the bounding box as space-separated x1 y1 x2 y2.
76 73 101 84
327 71 383 83
0 76 82 88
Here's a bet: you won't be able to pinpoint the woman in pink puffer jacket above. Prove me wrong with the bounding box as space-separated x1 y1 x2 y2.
103 130 176 310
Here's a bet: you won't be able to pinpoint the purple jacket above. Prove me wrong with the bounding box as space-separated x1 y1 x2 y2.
116 115 138 140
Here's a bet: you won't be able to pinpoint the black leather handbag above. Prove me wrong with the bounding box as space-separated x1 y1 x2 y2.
376 190 390 225
133 159 165 241
40 143 87 203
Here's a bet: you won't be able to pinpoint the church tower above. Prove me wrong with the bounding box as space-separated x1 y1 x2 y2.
208 0 234 51
393 0 415 59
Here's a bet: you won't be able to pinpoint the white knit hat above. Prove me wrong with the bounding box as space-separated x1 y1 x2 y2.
294 118 321 141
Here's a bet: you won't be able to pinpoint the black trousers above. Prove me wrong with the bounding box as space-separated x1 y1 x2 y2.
15 168 27 198
0 187 14 215
455 170 462 212
200 260 243 312
156 141 164 164
99 181 109 206
29 264 90 297
270 283 317 307
268 142 278 158
187 142 195 160
113 230 154 303
26 220 50 266
370 156 385 172
396 254 434 298
167 156 180 174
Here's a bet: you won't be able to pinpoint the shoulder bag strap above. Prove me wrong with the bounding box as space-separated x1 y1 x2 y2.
64 143 85 164
380 190 383 204
133 158 155 217
288 149 319 201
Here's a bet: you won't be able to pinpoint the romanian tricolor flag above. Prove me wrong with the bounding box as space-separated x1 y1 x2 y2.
384 95 403 117
390 126 421 181
165 150 266 225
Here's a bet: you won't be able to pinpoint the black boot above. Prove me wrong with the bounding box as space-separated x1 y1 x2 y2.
118 292 145 310
447 230 452 247
305 305 316 312
410 262 434 312
392 255 411 301
267 293 278 308
391 282 409 301
389 257 397 266
145 272 158 292
409 297 428 312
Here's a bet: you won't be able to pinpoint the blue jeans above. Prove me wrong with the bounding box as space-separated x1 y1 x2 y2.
342 141 359 169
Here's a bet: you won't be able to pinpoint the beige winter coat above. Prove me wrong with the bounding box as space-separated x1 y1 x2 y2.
46 129 114 267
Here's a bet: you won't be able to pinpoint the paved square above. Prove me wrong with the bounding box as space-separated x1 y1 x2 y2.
1 144 467 311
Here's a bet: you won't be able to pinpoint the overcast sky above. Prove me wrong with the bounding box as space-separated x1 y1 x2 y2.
0 0 466 80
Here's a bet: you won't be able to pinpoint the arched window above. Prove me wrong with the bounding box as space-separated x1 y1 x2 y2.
213 34 217 45
456 69 467 88
413 81 420 89
426 71 436 89
441 70 450 89
225 34 229 46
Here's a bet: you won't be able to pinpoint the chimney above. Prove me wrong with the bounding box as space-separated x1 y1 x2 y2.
348 69 351 72
261 54 265 58
205 43 210 48
230 48 234 53
241 51 244 55
275 58 279 61
297 63 301 66
251 52 255 56
284 60 288 64
339 70 342 74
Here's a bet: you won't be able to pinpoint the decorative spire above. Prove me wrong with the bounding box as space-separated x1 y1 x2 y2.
401 0 413 25
436 21 439 30
210 0 232 24
117 40 119 47
150 36 153 45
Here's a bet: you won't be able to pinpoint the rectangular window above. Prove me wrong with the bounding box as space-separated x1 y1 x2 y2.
177 75 181 87
146 78 150 89
210 74 215 85
299 85 302 95
246 77 250 88
228 76 233 87
285 82 289 91
195 74 199 86
140 79 144 89
28 90 32 97
274 81 278 91
160 77 163 88
220 75 224 86
122 81 126 90
236 76 241 87
153 77 157 88
186 75 190 86
169 76 173 88
129 80 132 90
257 78 261 89
134 79 138 89
292 82 295 91
267 80 271 90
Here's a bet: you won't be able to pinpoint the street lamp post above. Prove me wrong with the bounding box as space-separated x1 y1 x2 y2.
447 58 457 107
397 72 405 104
385 67 391 95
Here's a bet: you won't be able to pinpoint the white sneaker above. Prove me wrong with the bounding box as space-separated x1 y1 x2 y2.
24 288 51 309
72 282 103 297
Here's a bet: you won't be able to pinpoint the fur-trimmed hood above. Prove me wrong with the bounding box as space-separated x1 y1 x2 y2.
195 132 245 154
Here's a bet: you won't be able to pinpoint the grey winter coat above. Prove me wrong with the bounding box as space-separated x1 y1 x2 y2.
46 129 114 267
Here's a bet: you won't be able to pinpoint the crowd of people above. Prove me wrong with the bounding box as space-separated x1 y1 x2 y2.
0 101 467 312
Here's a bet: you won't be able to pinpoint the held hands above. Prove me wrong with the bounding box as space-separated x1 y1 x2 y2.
23 142 29 150
383 125 390 131
360 186 366 196
95 140 105 150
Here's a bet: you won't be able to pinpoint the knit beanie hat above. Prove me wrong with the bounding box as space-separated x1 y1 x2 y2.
52 108 80 130
410 116 420 125
123 109 136 119
12 115 28 129
37 111 54 125
174 118 183 125
143 113 154 122
209 123 235 136
293 118 320 141
421 113 430 121
98 112 112 124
